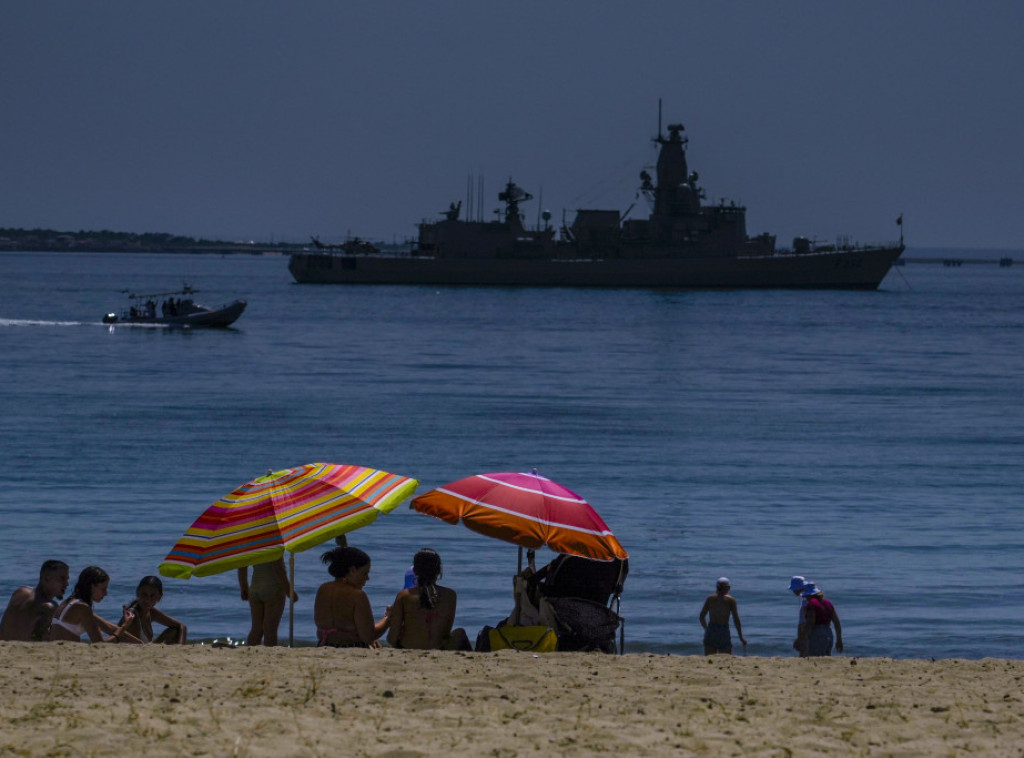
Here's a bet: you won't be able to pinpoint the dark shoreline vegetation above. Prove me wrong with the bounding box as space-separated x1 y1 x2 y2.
0 227 311 254
2 227 1019 263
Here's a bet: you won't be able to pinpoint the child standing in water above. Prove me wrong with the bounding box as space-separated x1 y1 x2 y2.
698 577 748 655
121 576 188 644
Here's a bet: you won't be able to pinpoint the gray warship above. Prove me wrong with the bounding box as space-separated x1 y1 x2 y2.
289 118 903 289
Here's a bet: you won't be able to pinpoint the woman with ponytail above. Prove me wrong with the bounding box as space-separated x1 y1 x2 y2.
387 548 470 650
50 567 142 643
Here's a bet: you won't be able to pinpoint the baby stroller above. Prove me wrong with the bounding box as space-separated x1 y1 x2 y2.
518 552 628 653
542 595 624 653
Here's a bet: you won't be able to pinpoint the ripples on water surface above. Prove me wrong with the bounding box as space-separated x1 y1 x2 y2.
1 251 1022 658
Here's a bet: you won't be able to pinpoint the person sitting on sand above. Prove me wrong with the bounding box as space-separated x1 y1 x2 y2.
50 566 142 643
0 559 70 641
237 557 297 647
387 548 471 650
314 546 389 648
795 583 843 657
119 576 188 644
699 577 747 655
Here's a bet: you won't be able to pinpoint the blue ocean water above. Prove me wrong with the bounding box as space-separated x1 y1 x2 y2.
1 250 1022 659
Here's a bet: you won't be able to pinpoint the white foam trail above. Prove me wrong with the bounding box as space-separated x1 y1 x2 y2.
0 319 85 327
0 319 170 328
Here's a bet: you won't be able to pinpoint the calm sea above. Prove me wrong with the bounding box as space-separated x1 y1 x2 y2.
1 250 1022 659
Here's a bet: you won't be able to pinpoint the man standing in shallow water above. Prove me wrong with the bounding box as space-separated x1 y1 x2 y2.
699 577 747 655
0 560 70 641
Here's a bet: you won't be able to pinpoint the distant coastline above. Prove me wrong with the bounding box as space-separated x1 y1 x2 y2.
0 227 312 255
2 228 1019 264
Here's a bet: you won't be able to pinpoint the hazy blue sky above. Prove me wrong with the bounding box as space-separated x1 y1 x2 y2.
3 3 1022 248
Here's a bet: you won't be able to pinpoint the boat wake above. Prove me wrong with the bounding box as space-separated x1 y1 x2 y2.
0 318 87 327
0 319 167 328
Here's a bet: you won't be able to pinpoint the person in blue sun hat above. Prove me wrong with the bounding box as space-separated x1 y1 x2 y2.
795 583 843 656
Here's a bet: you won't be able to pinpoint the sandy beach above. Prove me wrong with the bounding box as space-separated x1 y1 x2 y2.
1 644 1022 757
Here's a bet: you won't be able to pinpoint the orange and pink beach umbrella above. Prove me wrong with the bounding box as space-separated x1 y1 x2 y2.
410 470 627 561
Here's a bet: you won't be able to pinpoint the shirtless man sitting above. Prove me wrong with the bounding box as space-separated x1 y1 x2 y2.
0 560 70 641
698 577 748 655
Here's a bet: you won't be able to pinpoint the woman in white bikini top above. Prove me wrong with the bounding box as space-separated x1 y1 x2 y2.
50 566 141 643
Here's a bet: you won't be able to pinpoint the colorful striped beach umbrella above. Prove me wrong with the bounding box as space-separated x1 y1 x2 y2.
159 463 419 579
410 471 627 561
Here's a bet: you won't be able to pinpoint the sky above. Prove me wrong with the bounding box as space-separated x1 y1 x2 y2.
3 2 1022 249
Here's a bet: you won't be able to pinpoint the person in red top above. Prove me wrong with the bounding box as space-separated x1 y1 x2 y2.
795 584 843 656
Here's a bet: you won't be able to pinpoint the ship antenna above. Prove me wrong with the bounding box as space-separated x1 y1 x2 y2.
658 98 662 138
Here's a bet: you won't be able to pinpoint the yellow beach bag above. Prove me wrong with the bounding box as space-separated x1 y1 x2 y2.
488 625 558 653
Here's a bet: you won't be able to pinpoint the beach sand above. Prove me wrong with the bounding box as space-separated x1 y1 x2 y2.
1 643 1022 757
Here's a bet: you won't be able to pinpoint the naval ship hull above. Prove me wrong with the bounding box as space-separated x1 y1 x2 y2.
288 246 903 289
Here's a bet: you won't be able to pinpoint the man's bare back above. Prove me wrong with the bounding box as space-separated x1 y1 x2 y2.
698 578 747 655
701 593 737 625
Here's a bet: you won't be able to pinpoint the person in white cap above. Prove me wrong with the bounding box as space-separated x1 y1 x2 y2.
698 577 747 655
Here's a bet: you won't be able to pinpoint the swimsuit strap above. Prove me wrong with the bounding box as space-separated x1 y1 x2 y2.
53 600 87 636
317 627 340 646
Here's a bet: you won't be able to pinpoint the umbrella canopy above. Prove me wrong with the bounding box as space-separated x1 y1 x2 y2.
410 471 627 561
159 463 419 579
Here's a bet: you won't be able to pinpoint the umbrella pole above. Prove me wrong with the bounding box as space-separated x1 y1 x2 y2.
289 553 295 648
513 547 524 625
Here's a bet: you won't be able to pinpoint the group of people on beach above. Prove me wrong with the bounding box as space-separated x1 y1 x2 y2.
0 560 187 644
0 546 471 651
3 553 842 657
698 575 843 657
235 539 472 650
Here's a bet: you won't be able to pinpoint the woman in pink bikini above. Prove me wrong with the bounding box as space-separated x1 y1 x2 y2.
387 549 470 650
50 566 141 643
314 546 389 648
